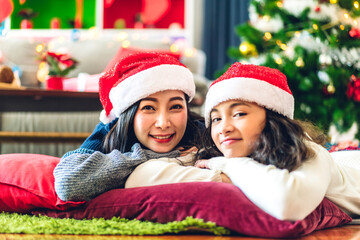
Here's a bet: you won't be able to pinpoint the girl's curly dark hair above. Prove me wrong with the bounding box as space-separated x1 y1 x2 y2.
200 110 327 172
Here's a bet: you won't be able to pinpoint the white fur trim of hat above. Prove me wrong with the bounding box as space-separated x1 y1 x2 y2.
204 63 294 127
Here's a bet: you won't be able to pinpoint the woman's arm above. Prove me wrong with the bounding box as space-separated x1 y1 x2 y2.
197 143 333 221
54 144 180 202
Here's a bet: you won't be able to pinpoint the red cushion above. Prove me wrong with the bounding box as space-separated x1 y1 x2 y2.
103 46 181 72
33 182 351 238
0 154 84 213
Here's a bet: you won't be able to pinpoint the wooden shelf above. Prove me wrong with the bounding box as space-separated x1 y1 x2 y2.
0 88 102 112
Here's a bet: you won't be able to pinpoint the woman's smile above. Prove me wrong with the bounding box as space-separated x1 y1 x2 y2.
150 133 175 143
134 90 188 153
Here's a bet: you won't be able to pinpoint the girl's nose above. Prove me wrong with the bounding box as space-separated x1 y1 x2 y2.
155 112 171 129
219 119 234 135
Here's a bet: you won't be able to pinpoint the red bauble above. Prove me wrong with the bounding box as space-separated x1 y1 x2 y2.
346 75 360 102
349 28 360 38
315 6 321 12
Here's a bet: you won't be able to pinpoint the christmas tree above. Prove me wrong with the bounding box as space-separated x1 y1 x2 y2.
221 0 360 141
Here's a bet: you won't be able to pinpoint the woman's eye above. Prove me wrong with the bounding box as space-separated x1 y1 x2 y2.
141 105 155 111
171 104 184 110
211 117 221 123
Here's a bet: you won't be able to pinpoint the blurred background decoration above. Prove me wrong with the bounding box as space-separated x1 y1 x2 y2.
219 0 360 141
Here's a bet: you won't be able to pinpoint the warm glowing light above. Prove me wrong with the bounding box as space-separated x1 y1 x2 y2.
263 15 270 21
327 84 335 94
280 43 287 50
184 48 196 57
239 44 248 54
121 40 131 48
117 32 128 41
340 24 345 30
264 32 272 40
330 0 338 4
170 44 179 53
275 57 283 65
39 62 47 69
344 13 349 19
294 31 301 37
276 1 283 8
313 24 319 30
354 20 358 26
295 57 304 67
354 1 359 9
35 44 45 53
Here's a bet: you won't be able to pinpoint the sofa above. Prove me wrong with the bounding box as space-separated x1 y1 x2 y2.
0 32 208 157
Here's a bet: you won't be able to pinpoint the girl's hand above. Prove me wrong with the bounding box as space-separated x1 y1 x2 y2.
220 173 232 183
178 146 198 157
195 160 209 169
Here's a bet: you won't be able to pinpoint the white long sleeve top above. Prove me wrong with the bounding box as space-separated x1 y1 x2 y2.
205 141 360 221
125 153 222 188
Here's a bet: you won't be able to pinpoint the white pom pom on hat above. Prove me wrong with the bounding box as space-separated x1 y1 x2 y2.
99 52 195 124
204 63 294 127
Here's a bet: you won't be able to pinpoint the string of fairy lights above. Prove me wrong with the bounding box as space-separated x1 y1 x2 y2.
34 28 197 83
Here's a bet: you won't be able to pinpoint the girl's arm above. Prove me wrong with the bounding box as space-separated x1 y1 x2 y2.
54 143 180 202
125 155 223 188
197 142 334 221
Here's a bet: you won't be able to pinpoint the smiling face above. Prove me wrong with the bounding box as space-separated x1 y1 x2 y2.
133 90 188 153
210 100 266 158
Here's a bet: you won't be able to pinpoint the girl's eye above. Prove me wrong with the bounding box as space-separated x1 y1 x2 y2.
170 104 184 110
141 105 155 111
234 112 247 117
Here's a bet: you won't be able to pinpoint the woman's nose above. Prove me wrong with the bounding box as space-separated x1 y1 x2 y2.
155 112 171 129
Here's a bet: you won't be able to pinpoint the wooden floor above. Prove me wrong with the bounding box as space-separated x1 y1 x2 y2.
1 225 360 240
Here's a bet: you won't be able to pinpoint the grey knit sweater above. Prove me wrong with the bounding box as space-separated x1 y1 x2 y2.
54 119 180 202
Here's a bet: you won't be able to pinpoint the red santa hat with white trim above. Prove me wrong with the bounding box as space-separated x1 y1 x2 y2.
99 52 195 124
204 62 294 127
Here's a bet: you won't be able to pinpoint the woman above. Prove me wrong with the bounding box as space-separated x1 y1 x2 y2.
195 62 360 221
54 52 223 202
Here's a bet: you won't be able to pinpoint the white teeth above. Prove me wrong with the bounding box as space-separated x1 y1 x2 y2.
153 135 172 139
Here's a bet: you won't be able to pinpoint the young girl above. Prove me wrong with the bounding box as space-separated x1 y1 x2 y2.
54 52 223 202
195 62 360 221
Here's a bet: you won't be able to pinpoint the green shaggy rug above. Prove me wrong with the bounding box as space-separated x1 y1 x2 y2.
0 213 230 236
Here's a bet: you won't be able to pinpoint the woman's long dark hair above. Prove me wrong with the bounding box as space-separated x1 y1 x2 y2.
200 110 327 172
102 95 204 153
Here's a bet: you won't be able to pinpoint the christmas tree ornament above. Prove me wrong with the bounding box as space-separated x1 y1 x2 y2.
346 75 360 102
239 42 257 56
327 83 336 94
317 71 330 84
349 28 360 38
319 53 332 66
295 57 304 67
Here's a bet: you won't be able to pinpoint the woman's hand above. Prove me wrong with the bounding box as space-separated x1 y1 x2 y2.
195 160 209 169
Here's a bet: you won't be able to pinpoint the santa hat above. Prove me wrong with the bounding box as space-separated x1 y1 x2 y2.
204 63 294 127
99 52 195 124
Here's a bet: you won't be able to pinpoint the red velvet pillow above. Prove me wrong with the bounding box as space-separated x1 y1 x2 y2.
0 154 84 213
33 182 351 238
104 46 181 72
